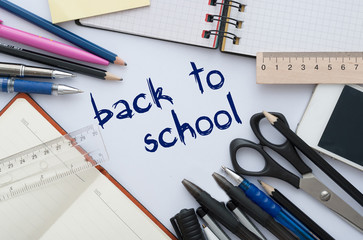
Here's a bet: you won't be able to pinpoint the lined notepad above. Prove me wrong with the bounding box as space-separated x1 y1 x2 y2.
78 0 363 56
0 94 175 240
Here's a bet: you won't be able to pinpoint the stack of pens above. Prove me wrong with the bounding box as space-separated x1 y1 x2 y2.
177 167 335 240
0 62 82 95
0 0 126 95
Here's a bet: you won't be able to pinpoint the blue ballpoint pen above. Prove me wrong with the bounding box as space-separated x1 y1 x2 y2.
222 166 317 240
1 77 82 95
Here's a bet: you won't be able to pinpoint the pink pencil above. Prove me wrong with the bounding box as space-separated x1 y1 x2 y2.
0 20 109 66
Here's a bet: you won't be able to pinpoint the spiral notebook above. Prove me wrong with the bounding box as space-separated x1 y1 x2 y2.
77 0 363 56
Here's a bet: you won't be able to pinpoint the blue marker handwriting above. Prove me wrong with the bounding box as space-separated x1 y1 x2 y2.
90 62 242 152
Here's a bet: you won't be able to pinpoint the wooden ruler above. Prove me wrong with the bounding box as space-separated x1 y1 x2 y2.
256 52 363 84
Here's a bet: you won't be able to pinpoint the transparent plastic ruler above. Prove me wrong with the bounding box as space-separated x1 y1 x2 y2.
256 52 363 84
0 125 108 201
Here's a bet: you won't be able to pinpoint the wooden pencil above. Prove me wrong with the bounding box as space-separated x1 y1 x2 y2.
0 43 122 81
0 0 126 66
262 111 363 207
260 180 335 240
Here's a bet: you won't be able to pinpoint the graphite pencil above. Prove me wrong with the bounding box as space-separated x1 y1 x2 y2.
0 43 121 81
262 111 363 207
259 180 334 240
0 0 126 66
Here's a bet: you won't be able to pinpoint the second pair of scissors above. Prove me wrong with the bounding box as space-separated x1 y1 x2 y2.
230 112 363 231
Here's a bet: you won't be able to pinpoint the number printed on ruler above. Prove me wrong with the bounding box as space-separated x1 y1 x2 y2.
0 125 108 201
256 52 363 84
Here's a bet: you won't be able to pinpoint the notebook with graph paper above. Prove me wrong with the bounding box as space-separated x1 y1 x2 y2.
0 93 176 240
77 0 363 55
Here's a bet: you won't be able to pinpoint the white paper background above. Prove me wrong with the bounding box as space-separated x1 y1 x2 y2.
0 1 362 239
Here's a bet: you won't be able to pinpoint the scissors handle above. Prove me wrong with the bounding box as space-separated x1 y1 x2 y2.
230 138 300 188
250 112 312 175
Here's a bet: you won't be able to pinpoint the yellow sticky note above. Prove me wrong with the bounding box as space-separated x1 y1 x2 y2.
48 0 150 23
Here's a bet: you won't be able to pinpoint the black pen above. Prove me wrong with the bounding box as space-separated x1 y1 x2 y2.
226 201 267 240
0 43 121 81
196 207 231 240
182 179 260 240
202 224 219 240
212 172 298 240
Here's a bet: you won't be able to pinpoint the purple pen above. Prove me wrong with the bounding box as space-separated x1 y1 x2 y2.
0 20 109 65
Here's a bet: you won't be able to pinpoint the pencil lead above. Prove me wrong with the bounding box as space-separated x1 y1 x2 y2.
105 72 122 81
114 56 127 66
262 111 277 124
259 180 274 196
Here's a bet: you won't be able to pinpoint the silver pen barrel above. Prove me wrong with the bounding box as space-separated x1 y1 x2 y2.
0 62 75 78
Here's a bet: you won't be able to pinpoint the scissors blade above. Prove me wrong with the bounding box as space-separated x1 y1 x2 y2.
299 173 363 231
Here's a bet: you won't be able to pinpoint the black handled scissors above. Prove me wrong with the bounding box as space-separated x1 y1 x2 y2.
230 112 363 231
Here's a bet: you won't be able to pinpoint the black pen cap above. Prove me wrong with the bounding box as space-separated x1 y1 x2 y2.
182 179 260 240
170 208 206 240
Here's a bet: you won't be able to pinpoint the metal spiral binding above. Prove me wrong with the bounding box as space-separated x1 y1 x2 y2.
203 0 244 45
202 30 240 45
205 14 242 29
209 0 245 12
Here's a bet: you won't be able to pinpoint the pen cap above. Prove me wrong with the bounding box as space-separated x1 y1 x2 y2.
170 208 206 240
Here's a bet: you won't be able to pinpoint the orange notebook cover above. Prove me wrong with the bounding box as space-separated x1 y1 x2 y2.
0 93 176 240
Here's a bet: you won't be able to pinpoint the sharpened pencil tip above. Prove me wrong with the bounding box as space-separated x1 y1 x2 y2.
259 180 274 195
105 72 122 81
114 56 127 66
262 111 277 124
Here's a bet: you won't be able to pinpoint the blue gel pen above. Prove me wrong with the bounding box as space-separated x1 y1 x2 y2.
222 166 317 240
1 77 82 95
